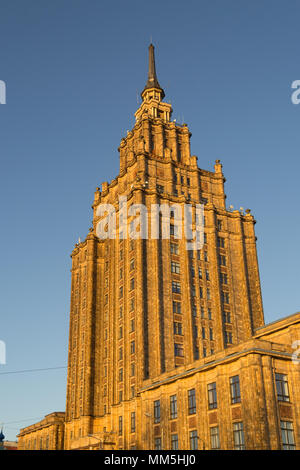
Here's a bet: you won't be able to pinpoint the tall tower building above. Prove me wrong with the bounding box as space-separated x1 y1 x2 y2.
18 45 300 451
65 42 264 436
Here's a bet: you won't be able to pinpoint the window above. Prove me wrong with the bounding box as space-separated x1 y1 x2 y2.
173 301 181 313
119 326 123 339
275 373 290 402
120 249 123 260
154 438 161 450
130 319 135 332
130 259 135 271
130 341 135 354
205 269 210 281
207 288 211 300
174 343 184 357
170 395 177 419
171 434 179 450
223 310 231 323
173 322 183 335
208 308 212 320
208 382 217 409
219 255 226 266
131 412 136 433
209 328 214 341
217 237 225 248
210 426 220 450
154 400 160 423
130 278 135 291
172 281 181 293
188 389 196 414
201 307 205 318
217 219 222 231
119 306 123 318
187 177 190 186
180 176 184 184
157 184 164 193
233 422 245 450
192 304 197 317
202 327 206 339
119 347 123 360
119 286 123 298
119 416 123 435
204 251 208 262
221 291 229 304
220 272 228 285
189 430 198 450
225 331 233 345
119 268 123 280
280 421 296 450
170 243 179 255
119 368 123 382
130 298 135 311
171 261 180 274
200 287 203 298
230 375 241 404
131 363 135 376
131 386 135 398
198 267 202 279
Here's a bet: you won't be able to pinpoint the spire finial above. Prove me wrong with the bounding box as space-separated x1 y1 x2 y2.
142 44 165 99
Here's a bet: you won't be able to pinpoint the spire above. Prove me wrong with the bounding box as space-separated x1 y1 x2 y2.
142 44 165 100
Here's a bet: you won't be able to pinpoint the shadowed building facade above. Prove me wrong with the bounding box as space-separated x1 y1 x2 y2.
18 45 300 451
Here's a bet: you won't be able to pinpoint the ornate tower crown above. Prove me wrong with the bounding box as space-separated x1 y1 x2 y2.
135 43 172 122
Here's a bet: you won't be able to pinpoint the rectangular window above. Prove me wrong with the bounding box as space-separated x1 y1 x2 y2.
221 291 230 304
173 322 183 335
219 255 226 266
119 286 123 298
217 236 225 248
171 261 180 274
209 328 214 341
280 421 296 450
174 343 184 357
223 310 231 323
119 416 123 435
275 373 290 402
130 318 135 332
131 412 136 433
202 327 206 339
208 308 212 320
130 341 135 354
130 278 135 290
225 331 233 345
171 434 179 450
170 395 177 420
119 368 123 382
230 375 241 404
154 437 161 450
220 272 228 285
173 301 181 313
210 426 220 450
130 259 135 271
170 243 179 255
208 382 217 409
154 400 160 423
189 430 198 450
172 281 181 293
131 363 135 376
119 326 123 339
188 388 196 414
233 422 245 450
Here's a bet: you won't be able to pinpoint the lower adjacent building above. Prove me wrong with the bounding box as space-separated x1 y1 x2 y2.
18 313 300 450
17 45 300 450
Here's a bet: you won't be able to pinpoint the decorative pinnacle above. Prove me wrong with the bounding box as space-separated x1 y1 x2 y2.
142 44 165 99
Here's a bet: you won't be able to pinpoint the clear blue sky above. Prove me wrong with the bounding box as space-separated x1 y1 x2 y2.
1 0 299 441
